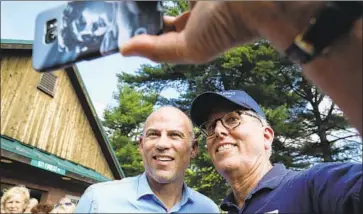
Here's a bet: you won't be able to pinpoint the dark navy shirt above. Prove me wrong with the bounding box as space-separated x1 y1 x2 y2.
220 163 362 214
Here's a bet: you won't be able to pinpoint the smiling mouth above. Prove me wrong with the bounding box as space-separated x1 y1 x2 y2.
153 155 174 162
216 143 237 153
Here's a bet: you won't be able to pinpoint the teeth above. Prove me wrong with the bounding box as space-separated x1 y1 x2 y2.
217 144 235 152
156 156 173 161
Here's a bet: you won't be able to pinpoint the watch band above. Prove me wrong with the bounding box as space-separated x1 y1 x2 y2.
285 1 363 64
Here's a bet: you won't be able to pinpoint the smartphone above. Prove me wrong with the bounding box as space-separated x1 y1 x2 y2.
32 1 163 72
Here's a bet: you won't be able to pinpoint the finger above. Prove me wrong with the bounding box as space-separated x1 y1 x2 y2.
164 16 177 25
163 16 177 33
189 1 198 10
163 12 191 33
173 12 191 31
120 32 190 64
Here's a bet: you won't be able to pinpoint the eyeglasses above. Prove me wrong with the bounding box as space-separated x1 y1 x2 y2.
55 202 73 207
199 110 262 137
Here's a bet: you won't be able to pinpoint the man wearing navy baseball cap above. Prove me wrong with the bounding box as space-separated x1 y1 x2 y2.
190 90 362 214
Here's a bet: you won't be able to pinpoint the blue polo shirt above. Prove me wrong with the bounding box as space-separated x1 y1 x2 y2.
221 162 362 214
75 172 220 213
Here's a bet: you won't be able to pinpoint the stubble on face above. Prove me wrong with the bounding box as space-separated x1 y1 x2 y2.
140 106 195 184
205 104 270 178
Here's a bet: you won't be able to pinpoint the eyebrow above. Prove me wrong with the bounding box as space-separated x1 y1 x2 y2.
145 129 159 134
145 128 188 138
169 130 186 138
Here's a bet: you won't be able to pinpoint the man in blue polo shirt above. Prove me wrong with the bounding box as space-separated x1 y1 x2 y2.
75 106 220 213
190 90 362 214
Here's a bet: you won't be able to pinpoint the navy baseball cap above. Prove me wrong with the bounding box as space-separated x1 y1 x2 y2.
190 90 265 127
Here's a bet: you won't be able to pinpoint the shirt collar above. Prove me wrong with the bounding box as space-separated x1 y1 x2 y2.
220 192 237 211
182 181 195 203
220 164 290 211
137 172 154 199
251 163 289 192
136 172 195 204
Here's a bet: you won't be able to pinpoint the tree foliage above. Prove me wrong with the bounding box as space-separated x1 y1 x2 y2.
103 84 158 177
116 41 361 203
102 0 361 204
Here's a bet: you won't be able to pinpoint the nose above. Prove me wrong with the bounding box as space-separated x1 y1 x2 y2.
214 120 228 138
155 134 171 150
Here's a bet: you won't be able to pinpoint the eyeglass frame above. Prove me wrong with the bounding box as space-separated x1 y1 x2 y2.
55 202 73 207
199 110 263 137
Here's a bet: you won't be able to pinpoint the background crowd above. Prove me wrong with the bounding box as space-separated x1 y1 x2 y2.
1 185 76 214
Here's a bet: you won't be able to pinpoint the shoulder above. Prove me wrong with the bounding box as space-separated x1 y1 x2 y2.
187 188 220 212
285 162 362 181
304 162 362 180
85 175 140 195
75 175 142 213
271 163 362 193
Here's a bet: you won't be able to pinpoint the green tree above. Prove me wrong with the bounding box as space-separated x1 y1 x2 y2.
103 83 158 177
117 40 361 202
163 0 189 16
107 0 361 204
118 41 307 203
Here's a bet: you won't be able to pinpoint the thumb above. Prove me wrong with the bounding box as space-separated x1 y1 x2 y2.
120 12 192 63
120 31 191 63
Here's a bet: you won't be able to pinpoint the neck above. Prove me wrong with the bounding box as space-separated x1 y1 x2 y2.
225 160 272 208
146 174 184 211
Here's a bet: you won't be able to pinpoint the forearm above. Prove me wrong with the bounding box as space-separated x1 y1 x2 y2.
251 2 363 136
302 20 362 136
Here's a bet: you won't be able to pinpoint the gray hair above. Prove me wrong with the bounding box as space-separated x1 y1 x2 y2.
244 110 270 127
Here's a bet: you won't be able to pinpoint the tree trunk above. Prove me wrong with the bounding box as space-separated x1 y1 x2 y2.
321 140 333 162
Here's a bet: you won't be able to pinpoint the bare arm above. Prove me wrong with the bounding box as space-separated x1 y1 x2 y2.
302 22 362 136
241 2 363 136
120 1 362 135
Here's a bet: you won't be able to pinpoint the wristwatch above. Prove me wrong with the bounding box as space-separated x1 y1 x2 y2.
285 1 363 64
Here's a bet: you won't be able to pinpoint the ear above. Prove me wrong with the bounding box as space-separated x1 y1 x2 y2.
138 135 143 153
263 126 274 152
190 139 199 159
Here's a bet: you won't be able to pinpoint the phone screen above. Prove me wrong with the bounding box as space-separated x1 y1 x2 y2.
57 1 162 56
33 1 163 72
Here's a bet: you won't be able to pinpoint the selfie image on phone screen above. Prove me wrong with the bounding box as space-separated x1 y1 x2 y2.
59 1 162 56
32 1 163 72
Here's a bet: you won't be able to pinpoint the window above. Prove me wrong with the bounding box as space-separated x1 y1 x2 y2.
0 183 44 202
37 73 57 97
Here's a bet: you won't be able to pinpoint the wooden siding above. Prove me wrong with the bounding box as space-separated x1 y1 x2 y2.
1 55 114 179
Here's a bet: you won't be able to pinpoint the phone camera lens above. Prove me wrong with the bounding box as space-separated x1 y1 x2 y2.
45 19 58 44
46 29 57 43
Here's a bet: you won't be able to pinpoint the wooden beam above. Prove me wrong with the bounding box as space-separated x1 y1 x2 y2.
1 43 32 50
1 149 98 185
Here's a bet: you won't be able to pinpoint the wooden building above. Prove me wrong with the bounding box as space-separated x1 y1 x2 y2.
1 39 125 204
